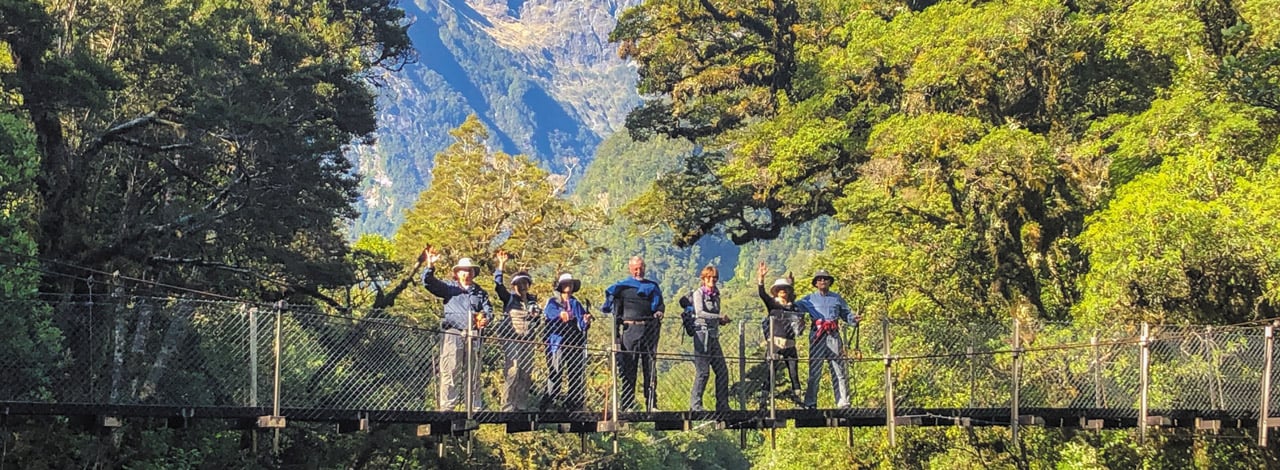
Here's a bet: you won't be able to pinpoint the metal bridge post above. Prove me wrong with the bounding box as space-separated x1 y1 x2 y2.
738 319 747 411
1139 322 1150 446
249 306 259 408
610 308 619 454
966 324 976 409
86 276 96 401
883 317 896 446
465 311 474 422
1011 318 1021 446
1260 324 1274 447
767 313 777 449
1091 334 1102 408
272 301 283 455
738 318 748 449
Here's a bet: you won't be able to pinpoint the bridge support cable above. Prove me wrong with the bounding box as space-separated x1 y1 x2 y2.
16 295 1280 453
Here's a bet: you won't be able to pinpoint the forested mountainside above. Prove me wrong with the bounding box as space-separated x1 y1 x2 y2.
350 0 641 235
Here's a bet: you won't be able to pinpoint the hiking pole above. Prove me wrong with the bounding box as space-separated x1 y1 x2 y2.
852 321 861 360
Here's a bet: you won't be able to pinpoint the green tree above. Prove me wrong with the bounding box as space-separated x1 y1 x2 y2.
391 114 603 321
0 112 63 401
0 0 411 301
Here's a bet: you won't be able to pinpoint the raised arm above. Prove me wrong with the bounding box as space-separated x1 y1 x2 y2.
493 270 510 303
418 247 454 299
756 262 784 311
493 250 510 302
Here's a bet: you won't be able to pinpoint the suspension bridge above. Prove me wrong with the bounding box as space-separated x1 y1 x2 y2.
4 296 1280 451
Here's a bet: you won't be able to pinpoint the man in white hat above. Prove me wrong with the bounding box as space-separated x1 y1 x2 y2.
420 247 493 411
796 268 859 409
541 272 591 411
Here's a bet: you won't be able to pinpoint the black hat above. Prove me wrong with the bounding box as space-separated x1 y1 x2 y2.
509 271 533 286
811 269 835 287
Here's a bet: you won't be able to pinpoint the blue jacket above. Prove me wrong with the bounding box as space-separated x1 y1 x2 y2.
544 296 589 352
797 291 854 339
422 268 493 331
602 277 665 319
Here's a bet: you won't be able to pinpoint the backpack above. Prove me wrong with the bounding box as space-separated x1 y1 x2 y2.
678 292 696 336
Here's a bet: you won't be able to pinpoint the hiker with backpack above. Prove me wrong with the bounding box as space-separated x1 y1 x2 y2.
687 266 731 412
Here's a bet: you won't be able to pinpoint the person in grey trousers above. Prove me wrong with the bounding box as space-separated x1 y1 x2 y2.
493 250 540 412
796 269 859 409
419 247 493 411
689 265 731 412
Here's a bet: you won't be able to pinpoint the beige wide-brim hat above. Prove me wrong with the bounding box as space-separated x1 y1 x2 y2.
452 257 480 276
553 273 581 293
769 278 794 296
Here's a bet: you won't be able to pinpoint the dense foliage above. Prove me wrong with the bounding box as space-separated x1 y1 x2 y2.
614 0 1280 327
1 0 411 301
5 0 1280 467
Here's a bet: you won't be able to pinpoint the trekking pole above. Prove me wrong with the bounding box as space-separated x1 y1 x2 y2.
852 321 861 360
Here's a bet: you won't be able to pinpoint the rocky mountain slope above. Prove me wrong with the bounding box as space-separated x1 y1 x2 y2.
350 0 640 235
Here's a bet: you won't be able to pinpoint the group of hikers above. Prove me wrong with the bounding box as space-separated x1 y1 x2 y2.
418 246 861 414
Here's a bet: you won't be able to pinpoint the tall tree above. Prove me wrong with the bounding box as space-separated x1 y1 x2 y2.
390 115 602 321
611 0 856 246
0 0 411 301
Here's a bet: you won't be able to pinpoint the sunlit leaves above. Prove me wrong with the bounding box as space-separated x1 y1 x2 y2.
393 115 602 290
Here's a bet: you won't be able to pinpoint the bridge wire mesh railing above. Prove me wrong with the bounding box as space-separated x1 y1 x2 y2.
4 297 1280 427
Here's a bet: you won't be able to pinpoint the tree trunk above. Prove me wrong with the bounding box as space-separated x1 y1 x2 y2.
126 301 154 400
137 302 194 402
108 304 128 404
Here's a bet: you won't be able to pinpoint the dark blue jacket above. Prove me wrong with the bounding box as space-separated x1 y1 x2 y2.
422 268 493 331
544 296 589 352
602 277 665 320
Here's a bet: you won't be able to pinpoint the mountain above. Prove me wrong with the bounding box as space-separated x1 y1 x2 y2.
349 0 641 236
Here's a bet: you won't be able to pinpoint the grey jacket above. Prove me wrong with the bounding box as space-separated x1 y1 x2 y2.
691 287 722 338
